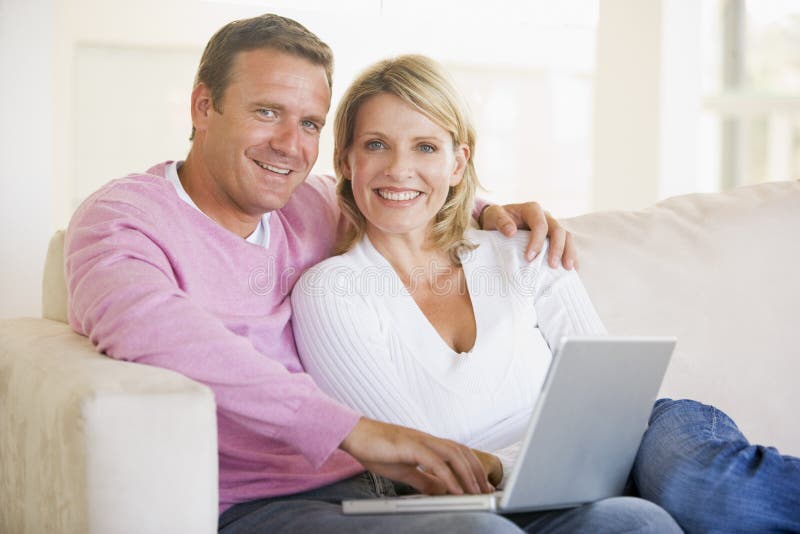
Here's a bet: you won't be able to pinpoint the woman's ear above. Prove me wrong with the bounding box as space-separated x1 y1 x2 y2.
340 149 353 180
450 143 470 186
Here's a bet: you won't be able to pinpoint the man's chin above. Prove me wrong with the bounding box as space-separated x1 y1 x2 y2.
253 172 311 212
256 193 293 213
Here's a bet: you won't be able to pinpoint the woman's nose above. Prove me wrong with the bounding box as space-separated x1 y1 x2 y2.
384 150 413 180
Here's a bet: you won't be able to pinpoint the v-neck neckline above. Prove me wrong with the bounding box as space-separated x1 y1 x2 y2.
360 231 482 357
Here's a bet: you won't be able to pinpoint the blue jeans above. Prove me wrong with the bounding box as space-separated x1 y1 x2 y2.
219 471 679 533
632 399 800 534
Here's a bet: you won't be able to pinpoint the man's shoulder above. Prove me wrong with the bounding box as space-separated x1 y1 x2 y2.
281 173 337 213
77 162 177 212
82 163 174 207
299 172 337 194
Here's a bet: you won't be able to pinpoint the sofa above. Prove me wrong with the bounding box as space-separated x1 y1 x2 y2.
1 180 798 533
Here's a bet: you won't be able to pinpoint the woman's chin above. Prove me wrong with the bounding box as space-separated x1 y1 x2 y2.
366 221 429 241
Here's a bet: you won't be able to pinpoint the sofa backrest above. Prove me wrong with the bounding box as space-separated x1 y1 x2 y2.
562 180 800 454
44 181 800 453
43 230 68 323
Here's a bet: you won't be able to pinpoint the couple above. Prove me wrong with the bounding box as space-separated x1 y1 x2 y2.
64 13 799 534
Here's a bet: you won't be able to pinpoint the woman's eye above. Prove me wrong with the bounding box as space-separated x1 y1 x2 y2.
418 143 436 153
366 140 385 150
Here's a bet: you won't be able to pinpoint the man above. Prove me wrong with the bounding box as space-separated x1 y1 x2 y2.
65 13 679 533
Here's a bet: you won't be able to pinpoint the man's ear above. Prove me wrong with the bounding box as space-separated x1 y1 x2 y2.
191 83 214 134
450 143 470 186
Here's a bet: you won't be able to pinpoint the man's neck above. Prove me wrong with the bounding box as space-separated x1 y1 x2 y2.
178 154 261 239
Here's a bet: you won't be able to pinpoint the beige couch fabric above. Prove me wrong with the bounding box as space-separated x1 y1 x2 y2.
0 318 219 534
42 230 68 324
563 181 800 455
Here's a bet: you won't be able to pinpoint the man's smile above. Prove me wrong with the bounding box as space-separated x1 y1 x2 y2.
253 159 292 175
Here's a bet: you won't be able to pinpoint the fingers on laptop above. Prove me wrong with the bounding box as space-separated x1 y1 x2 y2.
339 418 491 495
420 437 494 495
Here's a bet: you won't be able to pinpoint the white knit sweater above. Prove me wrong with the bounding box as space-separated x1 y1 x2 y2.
291 229 607 480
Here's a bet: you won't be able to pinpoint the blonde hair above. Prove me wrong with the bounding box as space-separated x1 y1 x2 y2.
333 54 480 262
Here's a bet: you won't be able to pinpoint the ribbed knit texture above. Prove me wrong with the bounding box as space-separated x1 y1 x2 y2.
292 229 607 482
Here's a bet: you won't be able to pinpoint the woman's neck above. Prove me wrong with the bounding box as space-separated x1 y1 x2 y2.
365 226 455 287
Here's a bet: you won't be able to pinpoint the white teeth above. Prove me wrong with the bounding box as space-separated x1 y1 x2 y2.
377 189 421 201
255 160 290 175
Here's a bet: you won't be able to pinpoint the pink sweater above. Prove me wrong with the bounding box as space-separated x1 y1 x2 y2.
65 162 363 513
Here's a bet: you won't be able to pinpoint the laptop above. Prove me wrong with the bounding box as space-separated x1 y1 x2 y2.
342 336 675 515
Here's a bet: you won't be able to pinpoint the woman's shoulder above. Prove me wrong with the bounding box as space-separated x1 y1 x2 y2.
292 239 394 305
464 229 551 270
293 250 359 294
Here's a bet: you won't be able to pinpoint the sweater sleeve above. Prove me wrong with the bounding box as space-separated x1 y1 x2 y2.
492 440 523 488
472 197 492 223
65 195 360 469
525 239 608 348
291 266 440 437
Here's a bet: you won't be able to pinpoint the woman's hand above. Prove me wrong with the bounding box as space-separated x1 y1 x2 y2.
471 448 503 488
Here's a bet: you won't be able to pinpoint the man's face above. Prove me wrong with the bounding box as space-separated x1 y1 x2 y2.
195 48 331 220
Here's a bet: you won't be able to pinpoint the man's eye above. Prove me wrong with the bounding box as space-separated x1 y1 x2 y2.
301 120 320 132
257 108 276 118
418 143 436 153
366 140 385 150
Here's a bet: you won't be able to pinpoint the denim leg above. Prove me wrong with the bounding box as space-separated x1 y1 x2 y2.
509 497 681 533
394 479 680 533
632 398 800 534
220 474 680 534
218 473 524 534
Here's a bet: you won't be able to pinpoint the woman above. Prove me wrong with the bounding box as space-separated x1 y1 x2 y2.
291 55 799 533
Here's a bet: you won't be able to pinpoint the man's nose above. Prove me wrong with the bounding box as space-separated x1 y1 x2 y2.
268 121 300 158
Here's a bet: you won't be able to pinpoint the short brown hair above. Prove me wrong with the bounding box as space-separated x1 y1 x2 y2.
190 13 333 139
333 55 480 262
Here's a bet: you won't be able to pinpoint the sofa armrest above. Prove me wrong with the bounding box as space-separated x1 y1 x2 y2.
0 318 218 534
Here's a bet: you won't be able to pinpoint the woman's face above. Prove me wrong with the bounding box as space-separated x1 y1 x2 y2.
343 92 469 244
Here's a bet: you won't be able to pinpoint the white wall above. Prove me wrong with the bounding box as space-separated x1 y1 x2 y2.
2 0 602 317
2 0 713 317
593 0 704 211
51 0 599 228
71 45 198 206
0 0 54 318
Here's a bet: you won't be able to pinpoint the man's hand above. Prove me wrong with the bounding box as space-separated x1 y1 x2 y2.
479 203 577 269
471 448 503 488
340 417 495 496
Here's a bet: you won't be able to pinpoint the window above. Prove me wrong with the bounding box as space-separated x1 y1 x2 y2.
703 0 800 187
